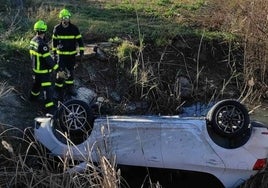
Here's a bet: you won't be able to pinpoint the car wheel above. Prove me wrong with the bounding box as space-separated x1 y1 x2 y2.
206 99 251 138
56 99 95 134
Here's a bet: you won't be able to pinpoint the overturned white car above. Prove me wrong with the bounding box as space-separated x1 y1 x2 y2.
34 99 268 188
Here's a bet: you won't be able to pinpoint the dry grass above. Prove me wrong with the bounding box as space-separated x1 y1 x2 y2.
92 0 268 113
0 0 268 187
0 82 14 99
0 127 122 188
193 0 268 103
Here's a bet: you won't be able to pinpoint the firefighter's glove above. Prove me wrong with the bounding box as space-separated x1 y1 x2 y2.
57 71 68 79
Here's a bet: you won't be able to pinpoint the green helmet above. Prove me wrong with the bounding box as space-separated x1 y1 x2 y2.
59 8 71 19
34 20 47 32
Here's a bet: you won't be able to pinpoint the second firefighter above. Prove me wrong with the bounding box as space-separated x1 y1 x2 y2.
52 8 84 99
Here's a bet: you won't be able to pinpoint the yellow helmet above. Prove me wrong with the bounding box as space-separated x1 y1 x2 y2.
34 20 47 32
59 8 71 19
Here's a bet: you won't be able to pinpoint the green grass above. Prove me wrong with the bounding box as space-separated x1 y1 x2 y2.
0 0 237 55
0 0 266 103
0 0 265 105
0 1 268 187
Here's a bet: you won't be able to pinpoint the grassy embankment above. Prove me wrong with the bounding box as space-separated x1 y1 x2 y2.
1 0 267 110
0 0 267 187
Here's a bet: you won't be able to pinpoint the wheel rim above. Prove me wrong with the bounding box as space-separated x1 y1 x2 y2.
215 105 245 134
60 103 88 131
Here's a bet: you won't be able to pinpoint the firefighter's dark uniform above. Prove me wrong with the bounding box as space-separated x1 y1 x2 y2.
52 22 84 96
29 36 58 112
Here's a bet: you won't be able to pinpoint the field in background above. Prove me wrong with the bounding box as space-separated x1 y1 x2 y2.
0 0 267 105
0 0 268 187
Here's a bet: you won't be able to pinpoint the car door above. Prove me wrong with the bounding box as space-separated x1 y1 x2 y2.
160 118 225 173
94 116 164 168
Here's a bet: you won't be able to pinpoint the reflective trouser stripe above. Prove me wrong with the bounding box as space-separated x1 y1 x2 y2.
41 82 52 87
31 91 40 96
55 83 64 87
45 102 54 108
65 80 74 85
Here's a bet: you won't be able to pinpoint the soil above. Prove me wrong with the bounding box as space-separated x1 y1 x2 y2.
75 37 245 115
1 36 246 119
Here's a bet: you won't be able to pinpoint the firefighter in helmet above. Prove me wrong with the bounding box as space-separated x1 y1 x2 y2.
29 20 59 114
52 8 84 99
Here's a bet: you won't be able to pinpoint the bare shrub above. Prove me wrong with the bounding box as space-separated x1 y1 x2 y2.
194 0 268 103
238 1 268 103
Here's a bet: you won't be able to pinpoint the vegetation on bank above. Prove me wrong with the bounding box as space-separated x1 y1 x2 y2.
0 0 268 187
0 0 267 107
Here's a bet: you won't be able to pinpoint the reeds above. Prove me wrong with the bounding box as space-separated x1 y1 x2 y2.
0 126 122 188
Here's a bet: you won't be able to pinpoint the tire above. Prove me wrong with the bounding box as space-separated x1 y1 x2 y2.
56 99 95 134
206 99 251 138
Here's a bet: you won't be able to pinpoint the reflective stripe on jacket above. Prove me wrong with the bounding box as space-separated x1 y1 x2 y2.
29 36 58 74
52 22 84 55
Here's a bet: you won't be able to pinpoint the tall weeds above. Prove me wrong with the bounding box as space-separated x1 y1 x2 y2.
195 0 268 103
239 1 268 103
0 126 121 188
